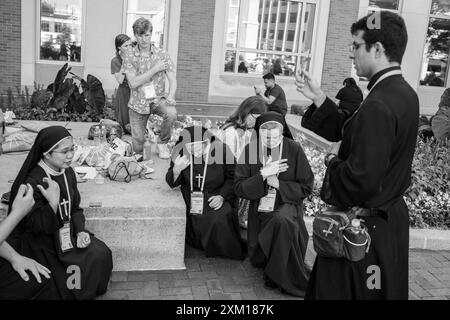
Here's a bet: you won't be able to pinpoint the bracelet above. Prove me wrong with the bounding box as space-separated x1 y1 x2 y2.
324 153 337 167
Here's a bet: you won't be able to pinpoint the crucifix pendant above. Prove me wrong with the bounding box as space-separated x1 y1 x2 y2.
59 198 70 220
195 174 203 188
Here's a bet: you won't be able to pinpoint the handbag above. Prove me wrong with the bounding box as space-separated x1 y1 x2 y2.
108 159 143 183
312 206 371 262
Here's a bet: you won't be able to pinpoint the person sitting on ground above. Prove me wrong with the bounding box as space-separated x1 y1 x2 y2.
254 73 288 116
166 125 245 260
7 126 113 299
234 112 314 297
0 184 59 299
336 77 363 117
431 88 450 142
218 96 267 229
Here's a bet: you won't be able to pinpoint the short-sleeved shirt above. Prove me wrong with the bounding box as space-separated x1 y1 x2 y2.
120 44 175 114
264 84 288 115
110 56 129 87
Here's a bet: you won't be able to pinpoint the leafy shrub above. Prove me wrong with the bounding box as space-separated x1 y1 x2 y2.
297 134 450 229
0 84 115 123
405 138 450 229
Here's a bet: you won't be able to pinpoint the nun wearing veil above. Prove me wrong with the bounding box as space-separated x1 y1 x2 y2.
6 126 113 299
234 112 314 297
166 125 245 260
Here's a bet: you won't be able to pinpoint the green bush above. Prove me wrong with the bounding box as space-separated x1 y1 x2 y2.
1 84 115 123
298 135 450 229
405 138 450 229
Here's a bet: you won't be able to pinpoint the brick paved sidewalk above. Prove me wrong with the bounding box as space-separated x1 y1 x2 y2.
98 242 450 300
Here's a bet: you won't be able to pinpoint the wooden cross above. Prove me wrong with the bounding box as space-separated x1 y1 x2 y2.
195 174 203 188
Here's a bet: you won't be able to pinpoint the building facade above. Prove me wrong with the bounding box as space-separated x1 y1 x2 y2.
1 0 448 115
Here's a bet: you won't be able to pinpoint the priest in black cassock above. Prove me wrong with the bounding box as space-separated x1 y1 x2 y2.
296 11 419 299
6 126 113 299
166 125 244 260
234 112 314 297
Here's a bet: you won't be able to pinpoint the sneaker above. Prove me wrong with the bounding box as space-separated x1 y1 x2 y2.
157 143 170 159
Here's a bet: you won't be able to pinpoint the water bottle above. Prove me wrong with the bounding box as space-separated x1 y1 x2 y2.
100 125 107 144
350 219 362 234
93 125 101 146
143 134 153 162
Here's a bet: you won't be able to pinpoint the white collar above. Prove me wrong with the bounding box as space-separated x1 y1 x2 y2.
38 160 65 176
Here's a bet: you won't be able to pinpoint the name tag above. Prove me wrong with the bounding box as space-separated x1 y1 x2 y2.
190 191 204 215
143 83 157 100
258 188 277 213
59 223 74 253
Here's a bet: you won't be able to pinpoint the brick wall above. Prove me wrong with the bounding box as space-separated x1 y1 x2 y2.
321 0 360 97
0 0 21 99
175 0 215 102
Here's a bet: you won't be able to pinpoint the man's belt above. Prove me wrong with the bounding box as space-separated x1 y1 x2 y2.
356 207 387 220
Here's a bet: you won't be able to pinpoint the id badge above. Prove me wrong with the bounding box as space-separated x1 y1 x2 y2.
143 83 157 100
59 223 74 253
258 188 277 213
190 191 204 215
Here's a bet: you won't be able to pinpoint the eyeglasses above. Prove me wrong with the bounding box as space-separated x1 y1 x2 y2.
349 42 366 52
52 146 76 156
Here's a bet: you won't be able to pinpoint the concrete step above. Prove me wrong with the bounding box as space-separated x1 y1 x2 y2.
0 120 186 272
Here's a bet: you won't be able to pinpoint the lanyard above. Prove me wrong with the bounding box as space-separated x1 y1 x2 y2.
189 144 210 192
342 69 402 137
38 162 71 221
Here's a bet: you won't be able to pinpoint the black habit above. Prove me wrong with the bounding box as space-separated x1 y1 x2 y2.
166 126 244 260
7 166 113 300
3 126 112 300
234 113 314 296
306 67 419 300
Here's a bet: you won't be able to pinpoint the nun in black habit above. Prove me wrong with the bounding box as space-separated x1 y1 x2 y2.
6 126 113 300
166 125 244 260
234 112 314 297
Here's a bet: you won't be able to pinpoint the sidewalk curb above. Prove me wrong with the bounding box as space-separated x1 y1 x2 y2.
304 216 450 251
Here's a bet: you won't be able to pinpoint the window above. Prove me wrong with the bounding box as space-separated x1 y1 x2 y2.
125 0 168 49
39 0 82 62
421 0 450 87
224 0 317 77
41 21 49 32
368 0 400 11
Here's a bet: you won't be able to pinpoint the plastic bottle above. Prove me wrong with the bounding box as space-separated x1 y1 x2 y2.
93 125 101 146
350 219 362 234
143 134 153 162
100 125 107 144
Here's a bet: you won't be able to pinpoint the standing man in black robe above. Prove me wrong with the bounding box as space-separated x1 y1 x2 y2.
296 11 419 299
234 112 314 297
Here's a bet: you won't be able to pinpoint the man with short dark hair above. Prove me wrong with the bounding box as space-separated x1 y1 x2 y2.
254 73 288 116
121 17 177 159
296 11 418 300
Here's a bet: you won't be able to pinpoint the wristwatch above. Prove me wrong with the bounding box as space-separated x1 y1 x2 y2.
324 153 337 167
